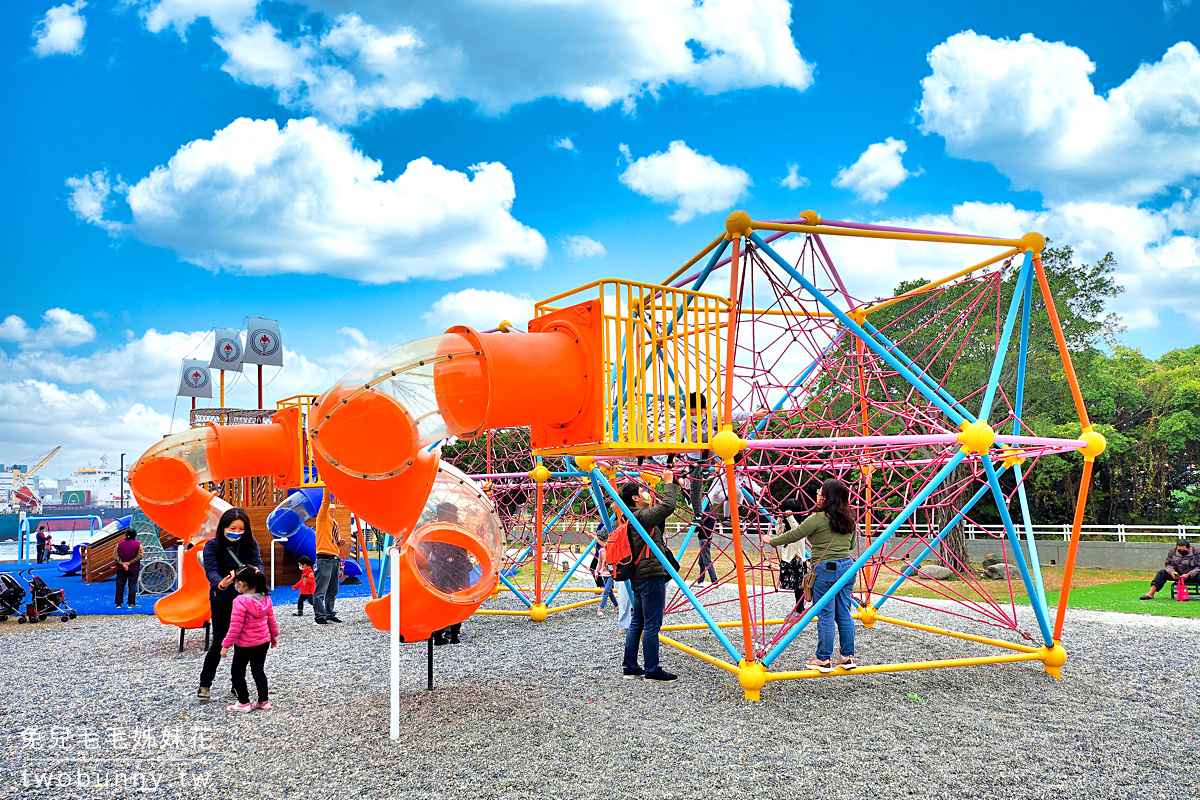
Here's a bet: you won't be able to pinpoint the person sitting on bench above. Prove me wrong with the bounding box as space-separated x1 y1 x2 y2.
1141 538 1200 599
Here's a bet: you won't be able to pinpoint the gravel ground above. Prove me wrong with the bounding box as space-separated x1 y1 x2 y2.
1 586 1197 800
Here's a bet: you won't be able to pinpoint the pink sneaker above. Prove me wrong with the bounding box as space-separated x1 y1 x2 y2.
226 702 252 713
252 701 273 711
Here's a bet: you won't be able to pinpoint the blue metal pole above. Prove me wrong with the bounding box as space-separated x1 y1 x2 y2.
977 252 1032 420
592 469 742 662
544 537 598 606
750 233 968 427
498 571 533 607
874 477 997 609
761 450 969 667
862 322 976 423
1010 264 1048 609
980 456 1055 645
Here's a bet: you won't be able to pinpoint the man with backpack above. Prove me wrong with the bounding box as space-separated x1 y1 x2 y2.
611 469 679 682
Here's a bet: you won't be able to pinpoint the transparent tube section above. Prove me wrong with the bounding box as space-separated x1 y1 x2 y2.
311 333 488 481
406 461 503 604
128 427 218 505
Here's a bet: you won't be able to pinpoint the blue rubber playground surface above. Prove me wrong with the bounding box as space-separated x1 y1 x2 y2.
0 558 384 617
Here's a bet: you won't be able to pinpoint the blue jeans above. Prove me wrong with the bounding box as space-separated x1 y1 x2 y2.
812 558 855 661
616 581 631 629
313 555 340 621
599 577 617 609
623 576 666 672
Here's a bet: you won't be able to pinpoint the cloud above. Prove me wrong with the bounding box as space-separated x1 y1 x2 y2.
782 197 1200 333
780 162 809 190
619 141 751 223
0 309 96 351
422 289 535 331
136 0 813 124
1164 0 1192 18
550 136 576 152
32 1 87 57
562 235 606 260
68 117 546 283
918 32 1200 203
0 317 395 470
832 138 917 203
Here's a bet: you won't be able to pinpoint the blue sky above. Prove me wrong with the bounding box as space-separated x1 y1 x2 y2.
2 0 1199 473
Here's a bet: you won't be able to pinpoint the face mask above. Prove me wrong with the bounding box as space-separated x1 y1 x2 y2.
225 530 243 542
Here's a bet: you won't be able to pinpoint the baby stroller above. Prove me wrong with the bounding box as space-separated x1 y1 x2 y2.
0 573 25 622
16 571 76 623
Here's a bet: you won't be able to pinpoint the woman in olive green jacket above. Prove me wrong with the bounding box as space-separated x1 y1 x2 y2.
763 478 858 672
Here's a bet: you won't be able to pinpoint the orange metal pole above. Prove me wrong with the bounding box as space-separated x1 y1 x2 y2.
1053 459 1094 640
1033 257 1091 428
721 235 755 662
1035 253 1099 641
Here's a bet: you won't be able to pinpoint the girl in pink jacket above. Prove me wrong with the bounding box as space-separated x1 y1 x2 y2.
220 567 279 712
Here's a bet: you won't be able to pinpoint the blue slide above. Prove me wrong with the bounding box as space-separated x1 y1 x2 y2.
265 489 364 580
58 515 132 576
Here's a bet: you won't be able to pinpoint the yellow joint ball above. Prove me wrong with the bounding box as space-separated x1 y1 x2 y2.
725 209 754 240
798 209 821 226
957 420 995 456
640 470 662 488
1079 427 1107 460
497 320 513 332
998 448 1026 470
847 308 867 327
489 582 501 600
529 603 548 623
738 661 767 701
1041 643 1067 679
1020 231 1045 256
711 427 746 464
574 456 596 473
530 465 552 484
856 603 877 628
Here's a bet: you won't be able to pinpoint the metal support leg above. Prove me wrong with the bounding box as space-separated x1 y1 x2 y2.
179 628 185 653
427 637 434 690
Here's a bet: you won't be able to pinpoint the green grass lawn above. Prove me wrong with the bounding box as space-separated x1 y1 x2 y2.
1028 580 1200 617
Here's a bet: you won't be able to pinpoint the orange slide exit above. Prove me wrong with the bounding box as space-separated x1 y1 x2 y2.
131 302 600 642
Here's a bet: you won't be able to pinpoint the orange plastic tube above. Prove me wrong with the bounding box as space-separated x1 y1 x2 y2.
434 327 589 436
363 525 497 640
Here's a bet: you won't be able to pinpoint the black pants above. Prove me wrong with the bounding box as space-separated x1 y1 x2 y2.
686 459 708 514
696 519 718 584
231 642 270 704
1153 570 1199 590
198 598 234 689
297 594 313 614
36 546 46 564
114 568 138 605
435 623 461 642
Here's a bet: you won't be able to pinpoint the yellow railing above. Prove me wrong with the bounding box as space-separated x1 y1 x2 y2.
534 279 732 456
276 394 321 486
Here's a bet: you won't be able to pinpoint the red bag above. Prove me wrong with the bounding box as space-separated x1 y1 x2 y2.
1177 580 1190 602
606 521 646 582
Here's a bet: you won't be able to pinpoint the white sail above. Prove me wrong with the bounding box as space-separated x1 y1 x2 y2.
243 317 284 367
208 327 244 372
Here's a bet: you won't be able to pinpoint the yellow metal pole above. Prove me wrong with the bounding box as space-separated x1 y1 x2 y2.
219 370 225 407
544 596 603 613
765 650 1045 681
862 248 1020 316
753 221 1022 249
864 613 1043 653
657 634 741 674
